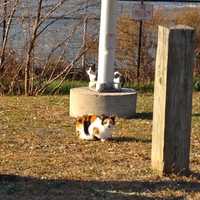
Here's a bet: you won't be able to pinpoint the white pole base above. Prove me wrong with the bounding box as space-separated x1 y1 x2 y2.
96 82 114 92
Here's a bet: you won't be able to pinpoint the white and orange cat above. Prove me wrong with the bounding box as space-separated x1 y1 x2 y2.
76 114 115 141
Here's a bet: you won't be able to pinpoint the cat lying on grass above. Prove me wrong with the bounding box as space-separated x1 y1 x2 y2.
76 114 115 141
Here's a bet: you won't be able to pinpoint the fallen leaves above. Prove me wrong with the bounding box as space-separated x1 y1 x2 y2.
0 93 199 199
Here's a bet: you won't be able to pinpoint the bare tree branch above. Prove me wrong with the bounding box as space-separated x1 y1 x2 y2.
24 0 43 95
36 0 66 28
0 0 19 70
35 41 95 95
40 20 82 79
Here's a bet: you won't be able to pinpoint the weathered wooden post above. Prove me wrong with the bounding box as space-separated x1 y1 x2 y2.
151 25 195 175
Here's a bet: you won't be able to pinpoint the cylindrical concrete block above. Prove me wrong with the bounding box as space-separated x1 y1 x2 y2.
70 87 137 118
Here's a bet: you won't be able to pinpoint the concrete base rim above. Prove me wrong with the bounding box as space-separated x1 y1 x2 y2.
69 87 137 118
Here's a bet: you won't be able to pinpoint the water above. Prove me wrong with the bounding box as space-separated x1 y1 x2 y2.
0 0 200 61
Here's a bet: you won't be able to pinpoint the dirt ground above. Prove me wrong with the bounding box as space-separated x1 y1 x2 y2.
0 93 200 200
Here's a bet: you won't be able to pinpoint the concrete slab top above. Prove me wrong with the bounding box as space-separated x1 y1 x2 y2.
70 87 137 96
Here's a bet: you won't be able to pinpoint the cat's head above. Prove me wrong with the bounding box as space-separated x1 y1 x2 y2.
114 71 121 79
86 64 96 74
100 114 115 129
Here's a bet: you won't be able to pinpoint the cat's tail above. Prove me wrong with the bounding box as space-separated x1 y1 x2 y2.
75 115 95 140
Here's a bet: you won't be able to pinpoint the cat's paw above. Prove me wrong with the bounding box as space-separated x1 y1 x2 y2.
89 81 96 88
101 137 112 142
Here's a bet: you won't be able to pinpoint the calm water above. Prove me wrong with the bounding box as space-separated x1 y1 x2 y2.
0 0 200 61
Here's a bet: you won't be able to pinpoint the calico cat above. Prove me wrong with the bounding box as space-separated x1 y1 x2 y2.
76 114 115 141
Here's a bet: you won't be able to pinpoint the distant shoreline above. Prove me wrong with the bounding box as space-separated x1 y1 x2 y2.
119 1 200 8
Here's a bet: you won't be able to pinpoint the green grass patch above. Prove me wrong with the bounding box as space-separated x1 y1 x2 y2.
3 77 200 95
42 80 154 95
43 80 88 95
41 77 200 95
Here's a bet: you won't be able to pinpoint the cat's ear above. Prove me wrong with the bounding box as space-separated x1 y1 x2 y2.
99 114 108 122
110 115 115 124
99 114 106 120
76 117 83 123
91 64 96 72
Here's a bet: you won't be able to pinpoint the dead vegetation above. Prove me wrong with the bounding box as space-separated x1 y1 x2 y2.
0 93 200 199
1 3 200 95
0 0 98 95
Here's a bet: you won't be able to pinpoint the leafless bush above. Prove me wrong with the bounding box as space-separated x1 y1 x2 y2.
116 7 200 84
0 0 99 95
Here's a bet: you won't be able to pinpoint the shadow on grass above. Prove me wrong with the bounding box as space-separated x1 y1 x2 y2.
134 112 200 120
135 112 153 120
1 174 200 200
192 113 200 117
112 136 151 143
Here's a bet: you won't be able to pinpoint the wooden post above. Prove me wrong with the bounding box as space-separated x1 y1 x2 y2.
151 25 195 175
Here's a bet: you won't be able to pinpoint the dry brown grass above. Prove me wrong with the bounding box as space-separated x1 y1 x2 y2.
0 93 200 199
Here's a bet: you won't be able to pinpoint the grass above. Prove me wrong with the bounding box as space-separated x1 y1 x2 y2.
0 92 200 199
42 80 154 95
43 80 88 95
43 78 200 95
4 78 200 95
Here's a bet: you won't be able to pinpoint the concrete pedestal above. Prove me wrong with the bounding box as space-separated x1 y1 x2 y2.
70 87 137 118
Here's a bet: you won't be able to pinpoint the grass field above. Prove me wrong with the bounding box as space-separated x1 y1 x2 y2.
0 92 200 199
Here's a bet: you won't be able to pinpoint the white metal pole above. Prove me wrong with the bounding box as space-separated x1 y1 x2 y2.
96 0 117 92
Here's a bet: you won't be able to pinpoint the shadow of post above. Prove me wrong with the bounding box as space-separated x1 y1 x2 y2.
192 113 200 117
135 112 153 120
1 174 200 200
112 136 151 143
